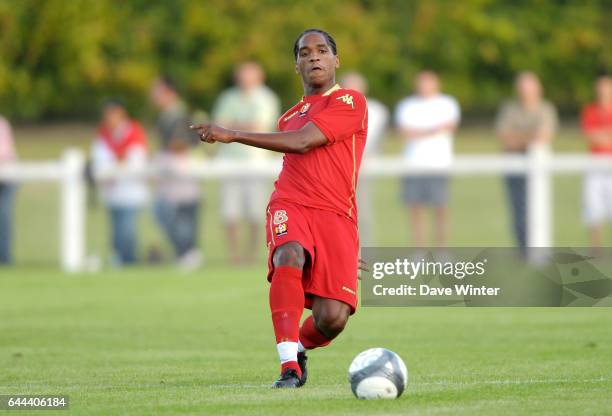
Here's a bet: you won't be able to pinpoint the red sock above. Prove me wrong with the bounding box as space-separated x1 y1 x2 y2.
269 266 304 376
281 361 301 375
299 315 332 350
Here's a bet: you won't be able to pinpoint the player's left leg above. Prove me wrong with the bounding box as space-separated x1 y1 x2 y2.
297 296 351 385
301 296 350 346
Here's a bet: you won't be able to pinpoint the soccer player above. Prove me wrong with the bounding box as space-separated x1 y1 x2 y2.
191 29 368 388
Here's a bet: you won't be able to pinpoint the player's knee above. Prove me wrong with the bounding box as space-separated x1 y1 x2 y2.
272 242 306 269
315 309 349 339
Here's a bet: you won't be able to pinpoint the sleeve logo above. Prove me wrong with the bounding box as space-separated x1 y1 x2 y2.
336 94 354 109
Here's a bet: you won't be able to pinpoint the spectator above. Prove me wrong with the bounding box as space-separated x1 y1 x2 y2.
150 76 203 269
212 62 280 264
395 70 460 247
341 71 389 246
496 71 558 248
581 74 612 247
0 115 16 265
91 99 149 265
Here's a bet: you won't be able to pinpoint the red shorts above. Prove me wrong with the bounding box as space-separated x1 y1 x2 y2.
265 199 359 314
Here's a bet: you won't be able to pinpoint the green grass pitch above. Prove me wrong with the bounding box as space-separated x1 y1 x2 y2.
1 266 611 415
1 125 611 414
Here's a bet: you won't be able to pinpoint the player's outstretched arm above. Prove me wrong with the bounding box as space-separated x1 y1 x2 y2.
189 122 328 154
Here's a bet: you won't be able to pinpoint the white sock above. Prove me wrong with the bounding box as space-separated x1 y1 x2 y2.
297 340 306 353
277 341 298 364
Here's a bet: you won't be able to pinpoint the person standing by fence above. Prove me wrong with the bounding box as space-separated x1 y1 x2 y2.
91 99 149 265
0 115 16 265
581 74 612 247
150 76 203 269
495 71 558 249
395 70 460 247
212 62 280 264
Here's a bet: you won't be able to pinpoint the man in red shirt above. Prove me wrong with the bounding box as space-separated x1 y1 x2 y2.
191 29 367 388
581 74 612 246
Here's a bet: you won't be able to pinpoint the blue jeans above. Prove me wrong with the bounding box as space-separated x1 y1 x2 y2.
154 198 200 257
109 207 140 264
504 175 527 248
0 183 15 264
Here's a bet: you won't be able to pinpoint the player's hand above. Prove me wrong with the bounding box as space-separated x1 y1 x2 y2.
189 123 235 144
358 258 370 272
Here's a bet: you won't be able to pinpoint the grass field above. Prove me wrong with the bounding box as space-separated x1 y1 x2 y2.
1 124 611 414
1 267 611 415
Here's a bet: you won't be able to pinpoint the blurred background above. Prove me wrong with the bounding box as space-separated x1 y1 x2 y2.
0 0 611 270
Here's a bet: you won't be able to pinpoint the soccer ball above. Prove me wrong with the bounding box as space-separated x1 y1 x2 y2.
348 348 408 399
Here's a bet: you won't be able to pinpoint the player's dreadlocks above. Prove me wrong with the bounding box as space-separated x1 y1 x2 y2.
293 29 337 60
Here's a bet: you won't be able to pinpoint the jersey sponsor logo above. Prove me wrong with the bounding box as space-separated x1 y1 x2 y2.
273 210 288 225
298 103 311 117
274 223 288 237
336 94 355 109
342 285 356 295
283 110 299 122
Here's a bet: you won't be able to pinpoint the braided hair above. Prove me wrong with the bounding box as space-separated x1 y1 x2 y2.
293 29 337 60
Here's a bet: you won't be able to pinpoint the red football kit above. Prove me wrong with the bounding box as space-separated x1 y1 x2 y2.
265 84 368 312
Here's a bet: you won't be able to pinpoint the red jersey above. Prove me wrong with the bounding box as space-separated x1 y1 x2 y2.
270 84 368 223
581 103 612 154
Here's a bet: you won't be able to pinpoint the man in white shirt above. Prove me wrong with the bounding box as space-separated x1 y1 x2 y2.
340 71 389 246
395 71 460 247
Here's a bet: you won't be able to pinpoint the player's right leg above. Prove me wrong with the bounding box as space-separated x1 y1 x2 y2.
269 241 307 388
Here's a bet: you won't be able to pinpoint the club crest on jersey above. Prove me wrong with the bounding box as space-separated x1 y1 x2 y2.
298 103 311 116
275 223 288 237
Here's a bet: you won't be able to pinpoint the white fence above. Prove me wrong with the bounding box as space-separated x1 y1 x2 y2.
1 146 612 272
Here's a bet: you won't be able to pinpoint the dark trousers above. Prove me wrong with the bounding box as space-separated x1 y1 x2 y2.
154 199 200 258
0 183 15 264
504 175 527 248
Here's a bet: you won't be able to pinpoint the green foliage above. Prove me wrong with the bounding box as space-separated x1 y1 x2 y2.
0 0 609 120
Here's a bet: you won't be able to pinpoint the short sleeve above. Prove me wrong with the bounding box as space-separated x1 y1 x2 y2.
310 90 367 144
132 123 148 150
540 102 558 134
495 102 513 133
253 90 280 132
581 106 598 134
446 97 461 123
394 98 414 129
0 117 16 162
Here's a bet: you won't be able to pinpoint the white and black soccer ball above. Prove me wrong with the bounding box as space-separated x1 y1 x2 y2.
348 348 408 399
